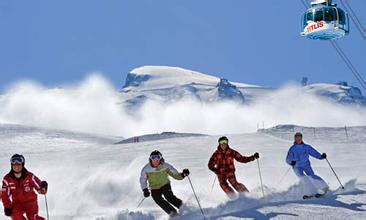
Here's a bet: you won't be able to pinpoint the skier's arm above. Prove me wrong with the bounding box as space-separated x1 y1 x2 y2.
208 153 218 173
233 150 255 163
307 145 323 160
2 179 12 209
286 148 294 165
30 173 48 195
31 174 42 191
166 163 184 180
139 167 148 190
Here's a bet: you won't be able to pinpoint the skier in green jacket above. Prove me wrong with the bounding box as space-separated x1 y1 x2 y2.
140 150 190 217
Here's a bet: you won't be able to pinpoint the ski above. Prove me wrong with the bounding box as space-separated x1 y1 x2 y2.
302 195 314 200
303 193 326 200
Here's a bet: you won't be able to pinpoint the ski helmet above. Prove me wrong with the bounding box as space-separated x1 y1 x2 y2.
10 154 25 166
149 150 164 164
218 136 229 144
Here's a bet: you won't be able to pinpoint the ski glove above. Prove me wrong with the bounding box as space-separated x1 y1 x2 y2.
290 161 296 166
4 208 11 217
40 181 48 194
182 169 190 177
321 153 327 159
143 188 150 198
253 152 259 159
212 168 220 175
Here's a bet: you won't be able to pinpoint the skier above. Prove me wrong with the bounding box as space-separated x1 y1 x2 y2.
140 150 190 217
286 132 329 196
2 154 48 220
208 136 259 198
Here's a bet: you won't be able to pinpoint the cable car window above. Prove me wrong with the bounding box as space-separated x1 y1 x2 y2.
306 11 313 23
338 10 346 25
324 8 335 22
314 9 324 22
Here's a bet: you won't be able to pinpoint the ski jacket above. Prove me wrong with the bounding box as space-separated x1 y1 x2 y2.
2 168 43 209
140 162 183 190
208 145 255 175
286 142 323 167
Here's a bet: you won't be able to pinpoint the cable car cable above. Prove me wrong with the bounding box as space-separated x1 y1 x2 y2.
340 0 366 39
329 40 366 89
300 0 308 9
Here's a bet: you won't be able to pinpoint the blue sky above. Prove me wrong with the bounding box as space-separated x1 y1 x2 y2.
0 0 365 91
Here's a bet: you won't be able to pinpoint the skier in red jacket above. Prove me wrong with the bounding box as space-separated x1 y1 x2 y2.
208 136 259 198
2 154 48 220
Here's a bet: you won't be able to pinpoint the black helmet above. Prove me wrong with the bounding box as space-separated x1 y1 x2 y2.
150 150 162 157
149 150 164 164
294 132 303 138
218 136 229 144
10 154 25 168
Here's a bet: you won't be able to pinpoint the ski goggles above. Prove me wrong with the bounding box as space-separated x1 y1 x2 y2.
219 140 228 145
10 157 24 165
150 155 162 161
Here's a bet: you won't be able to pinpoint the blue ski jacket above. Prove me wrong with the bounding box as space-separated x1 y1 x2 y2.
286 142 323 167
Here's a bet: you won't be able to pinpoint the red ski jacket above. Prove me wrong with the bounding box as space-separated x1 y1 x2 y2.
208 145 255 174
2 169 43 209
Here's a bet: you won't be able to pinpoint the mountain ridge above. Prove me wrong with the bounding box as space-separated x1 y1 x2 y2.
120 66 366 107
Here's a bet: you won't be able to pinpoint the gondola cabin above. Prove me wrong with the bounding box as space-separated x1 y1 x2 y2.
301 0 349 40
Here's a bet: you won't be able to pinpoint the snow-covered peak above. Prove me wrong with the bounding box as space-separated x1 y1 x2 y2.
304 83 365 104
120 66 261 106
120 66 366 107
123 66 259 90
124 66 220 90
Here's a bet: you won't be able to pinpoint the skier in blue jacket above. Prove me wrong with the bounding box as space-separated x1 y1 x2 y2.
286 132 329 195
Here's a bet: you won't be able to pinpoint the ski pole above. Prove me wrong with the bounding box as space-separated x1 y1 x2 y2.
136 197 146 209
44 195 50 220
187 176 206 220
275 167 291 188
326 158 344 189
256 158 265 198
211 176 216 192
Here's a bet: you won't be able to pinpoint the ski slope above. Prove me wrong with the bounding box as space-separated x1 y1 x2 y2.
0 124 365 220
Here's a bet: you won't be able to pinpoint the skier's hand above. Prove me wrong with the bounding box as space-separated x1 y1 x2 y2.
321 153 327 159
40 181 48 194
253 152 259 159
4 208 11 217
290 161 296 166
182 169 190 177
143 188 150 198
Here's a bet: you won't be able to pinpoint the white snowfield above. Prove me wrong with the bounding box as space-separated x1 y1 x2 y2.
0 124 365 220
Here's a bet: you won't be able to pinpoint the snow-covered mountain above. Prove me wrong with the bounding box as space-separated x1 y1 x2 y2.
304 82 366 105
120 66 268 107
120 66 366 107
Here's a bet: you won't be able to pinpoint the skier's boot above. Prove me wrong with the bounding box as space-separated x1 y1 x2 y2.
169 210 180 218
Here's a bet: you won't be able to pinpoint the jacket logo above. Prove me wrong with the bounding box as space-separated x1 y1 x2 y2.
24 186 31 192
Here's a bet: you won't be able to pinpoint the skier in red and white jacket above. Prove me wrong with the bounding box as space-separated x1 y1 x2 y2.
2 154 48 220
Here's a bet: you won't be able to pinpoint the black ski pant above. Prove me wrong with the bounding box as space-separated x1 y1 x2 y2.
151 183 182 214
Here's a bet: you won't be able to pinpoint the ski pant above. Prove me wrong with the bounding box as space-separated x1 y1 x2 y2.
217 172 248 197
151 184 182 215
10 199 45 220
293 164 328 191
